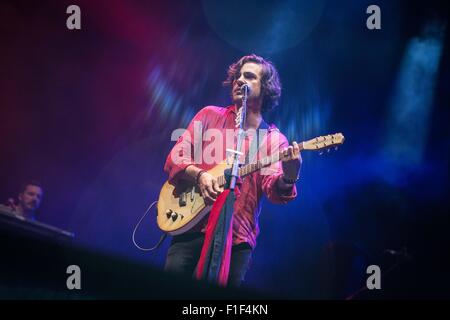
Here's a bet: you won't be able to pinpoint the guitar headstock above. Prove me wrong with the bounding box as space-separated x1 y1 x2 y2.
301 133 345 152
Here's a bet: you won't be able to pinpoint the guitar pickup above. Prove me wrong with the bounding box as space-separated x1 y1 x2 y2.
179 192 187 207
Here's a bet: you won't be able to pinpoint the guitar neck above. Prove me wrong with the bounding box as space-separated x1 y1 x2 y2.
217 142 305 186
215 132 344 186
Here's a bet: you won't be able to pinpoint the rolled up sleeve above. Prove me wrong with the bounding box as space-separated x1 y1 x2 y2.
260 133 298 204
164 108 209 185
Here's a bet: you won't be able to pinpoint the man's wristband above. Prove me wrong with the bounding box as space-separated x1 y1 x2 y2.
196 170 207 185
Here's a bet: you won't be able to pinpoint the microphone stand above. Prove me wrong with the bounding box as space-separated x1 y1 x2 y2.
229 85 249 190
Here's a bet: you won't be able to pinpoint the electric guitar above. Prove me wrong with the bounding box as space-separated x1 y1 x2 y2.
157 133 345 235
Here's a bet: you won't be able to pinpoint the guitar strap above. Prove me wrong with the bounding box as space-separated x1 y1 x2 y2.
195 120 270 286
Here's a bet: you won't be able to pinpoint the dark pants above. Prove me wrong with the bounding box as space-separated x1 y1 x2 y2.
164 232 252 287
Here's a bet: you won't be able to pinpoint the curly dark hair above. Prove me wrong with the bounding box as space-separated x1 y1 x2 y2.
223 54 282 112
20 180 43 194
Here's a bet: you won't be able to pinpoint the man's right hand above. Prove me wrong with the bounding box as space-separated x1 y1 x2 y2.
197 172 223 204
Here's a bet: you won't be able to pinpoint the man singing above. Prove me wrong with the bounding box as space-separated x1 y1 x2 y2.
163 54 301 287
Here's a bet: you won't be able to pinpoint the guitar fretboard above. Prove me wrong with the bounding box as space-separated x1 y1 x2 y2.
214 133 343 186
216 151 284 186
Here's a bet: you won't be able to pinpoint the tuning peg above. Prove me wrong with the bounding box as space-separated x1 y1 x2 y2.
319 150 323 156
327 148 331 153
335 146 339 151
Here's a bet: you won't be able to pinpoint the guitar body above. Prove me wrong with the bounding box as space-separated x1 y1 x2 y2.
157 161 231 235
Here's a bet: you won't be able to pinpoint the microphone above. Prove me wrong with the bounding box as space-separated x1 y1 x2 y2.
384 247 412 260
241 84 251 95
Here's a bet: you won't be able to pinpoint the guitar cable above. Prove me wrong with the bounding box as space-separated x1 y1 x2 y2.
132 200 167 251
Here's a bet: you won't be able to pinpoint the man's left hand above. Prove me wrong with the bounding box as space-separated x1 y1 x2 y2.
281 141 302 182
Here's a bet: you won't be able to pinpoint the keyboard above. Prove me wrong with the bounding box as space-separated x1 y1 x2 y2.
0 205 74 240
